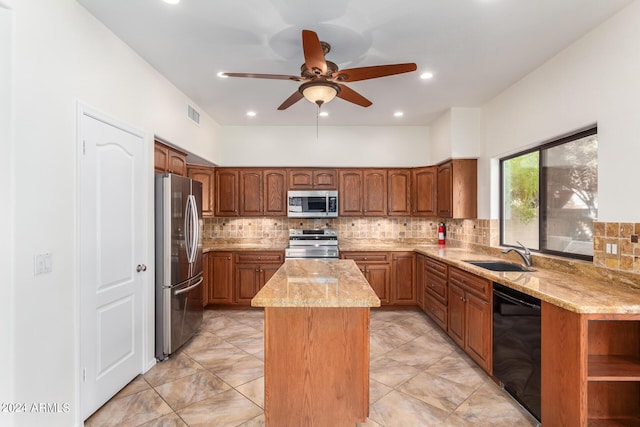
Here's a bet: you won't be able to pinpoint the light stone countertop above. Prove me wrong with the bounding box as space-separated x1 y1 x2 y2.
412 246 640 314
251 259 381 308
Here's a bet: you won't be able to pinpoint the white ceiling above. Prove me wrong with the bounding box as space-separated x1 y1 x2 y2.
77 0 633 126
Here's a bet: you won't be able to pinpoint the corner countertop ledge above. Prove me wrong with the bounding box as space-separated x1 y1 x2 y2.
251 259 381 308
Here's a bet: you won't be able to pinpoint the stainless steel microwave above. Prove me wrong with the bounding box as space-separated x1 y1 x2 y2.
287 190 338 218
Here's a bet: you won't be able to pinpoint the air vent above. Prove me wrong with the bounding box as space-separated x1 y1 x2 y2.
187 105 200 125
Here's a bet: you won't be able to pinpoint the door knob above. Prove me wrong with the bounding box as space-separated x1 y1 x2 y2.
136 264 147 272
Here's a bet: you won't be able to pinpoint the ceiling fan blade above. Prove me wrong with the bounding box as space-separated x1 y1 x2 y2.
221 72 304 81
302 30 327 75
336 84 372 108
277 90 304 110
333 63 417 82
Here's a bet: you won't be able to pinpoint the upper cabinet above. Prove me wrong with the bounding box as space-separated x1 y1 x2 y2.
187 165 215 217
154 141 187 176
411 166 437 217
215 168 239 217
288 168 337 190
437 159 477 218
215 168 288 217
339 169 387 217
387 169 411 217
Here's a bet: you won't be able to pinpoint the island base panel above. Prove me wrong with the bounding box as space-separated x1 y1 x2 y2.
264 307 369 427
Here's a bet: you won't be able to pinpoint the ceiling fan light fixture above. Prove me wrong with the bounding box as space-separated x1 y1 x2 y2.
300 82 340 106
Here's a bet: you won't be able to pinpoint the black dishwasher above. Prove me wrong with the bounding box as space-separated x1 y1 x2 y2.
492 283 541 422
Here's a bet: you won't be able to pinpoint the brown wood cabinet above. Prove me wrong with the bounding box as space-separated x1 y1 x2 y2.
541 303 640 425
341 252 391 305
214 168 239 216
387 169 411 216
233 252 284 305
187 165 215 217
208 251 233 305
411 166 437 217
447 266 491 373
423 256 448 331
154 141 187 176
263 169 287 216
288 168 337 190
239 169 263 216
339 169 387 217
437 159 477 218
416 255 425 310
391 252 416 305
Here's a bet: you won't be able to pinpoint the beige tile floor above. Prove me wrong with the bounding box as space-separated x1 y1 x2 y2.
86 308 539 427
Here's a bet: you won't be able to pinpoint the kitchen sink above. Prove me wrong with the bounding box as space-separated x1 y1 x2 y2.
464 260 534 272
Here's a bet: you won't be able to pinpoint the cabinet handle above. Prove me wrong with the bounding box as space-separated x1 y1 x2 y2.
227 257 231 260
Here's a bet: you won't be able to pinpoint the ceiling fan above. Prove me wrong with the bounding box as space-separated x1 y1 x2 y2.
220 30 418 110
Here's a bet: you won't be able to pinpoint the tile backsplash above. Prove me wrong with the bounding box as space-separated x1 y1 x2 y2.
203 217 640 276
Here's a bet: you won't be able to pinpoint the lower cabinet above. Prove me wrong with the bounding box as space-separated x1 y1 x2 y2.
234 252 283 305
447 266 492 373
204 250 283 306
391 252 416 305
423 256 448 331
340 252 391 305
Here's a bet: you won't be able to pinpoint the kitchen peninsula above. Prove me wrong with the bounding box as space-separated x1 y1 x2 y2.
252 259 381 427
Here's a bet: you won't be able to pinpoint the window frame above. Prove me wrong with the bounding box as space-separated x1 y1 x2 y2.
499 126 598 261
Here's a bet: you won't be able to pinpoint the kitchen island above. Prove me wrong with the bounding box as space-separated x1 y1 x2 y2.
252 259 381 427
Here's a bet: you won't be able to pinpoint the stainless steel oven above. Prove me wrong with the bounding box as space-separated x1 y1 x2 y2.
285 229 339 259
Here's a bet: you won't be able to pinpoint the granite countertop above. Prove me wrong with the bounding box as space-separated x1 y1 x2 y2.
251 259 381 308
412 246 640 315
203 243 287 252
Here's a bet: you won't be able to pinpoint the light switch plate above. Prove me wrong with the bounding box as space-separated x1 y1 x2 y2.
34 253 53 275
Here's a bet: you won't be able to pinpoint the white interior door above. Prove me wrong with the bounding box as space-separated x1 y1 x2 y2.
79 106 147 420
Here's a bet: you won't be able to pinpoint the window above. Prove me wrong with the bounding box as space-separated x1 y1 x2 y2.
501 127 598 260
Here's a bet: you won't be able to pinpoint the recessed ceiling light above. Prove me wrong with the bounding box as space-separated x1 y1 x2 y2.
420 72 434 80
394 112 404 117
246 111 256 117
163 0 180 4
217 72 228 78
319 111 329 117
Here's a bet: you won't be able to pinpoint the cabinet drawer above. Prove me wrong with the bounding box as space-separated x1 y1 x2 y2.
425 257 447 279
235 252 283 264
424 293 447 331
426 273 447 303
341 252 389 263
449 267 490 301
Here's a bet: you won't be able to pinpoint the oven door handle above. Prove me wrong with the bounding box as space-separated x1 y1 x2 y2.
493 289 541 310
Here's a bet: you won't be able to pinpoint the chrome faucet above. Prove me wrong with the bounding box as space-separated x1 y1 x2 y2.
502 241 533 267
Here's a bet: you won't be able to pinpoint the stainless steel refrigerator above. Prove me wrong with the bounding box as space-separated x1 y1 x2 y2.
155 173 204 361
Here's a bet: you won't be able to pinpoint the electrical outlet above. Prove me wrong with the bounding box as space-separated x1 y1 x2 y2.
612 244 618 255
606 243 611 254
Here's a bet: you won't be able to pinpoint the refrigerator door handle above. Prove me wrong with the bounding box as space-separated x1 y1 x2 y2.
174 276 203 296
186 194 198 264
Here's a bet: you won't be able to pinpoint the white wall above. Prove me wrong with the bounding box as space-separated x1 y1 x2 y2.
1 1 15 420
429 107 483 163
481 0 640 222
219 126 430 166
428 110 452 163
11 1 221 426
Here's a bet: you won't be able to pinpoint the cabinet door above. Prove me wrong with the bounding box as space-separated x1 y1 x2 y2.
416 254 425 310
263 169 287 216
188 166 215 217
339 169 363 216
363 169 387 216
235 264 259 305
154 143 169 173
202 253 211 307
169 150 187 176
239 169 263 216
210 252 233 304
366 264 391 305
313 169 337 189
288 169 313 190
448 283 465 348
437 162 453 217
391 252 415 305
387 169 411 216
465 292 492 372
215 169 239 216
411 166 437 217
260 264 281 288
